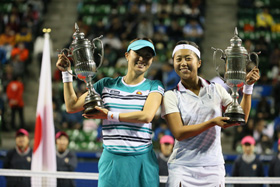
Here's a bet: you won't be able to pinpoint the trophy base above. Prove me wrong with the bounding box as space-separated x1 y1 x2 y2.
224 112 245 126
83 93 103 115
83 107 100 115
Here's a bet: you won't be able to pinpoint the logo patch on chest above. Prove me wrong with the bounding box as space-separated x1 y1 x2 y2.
110 90 120 95
136 91 142 95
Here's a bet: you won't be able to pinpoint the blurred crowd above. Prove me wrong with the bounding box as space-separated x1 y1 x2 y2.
0 0 50 132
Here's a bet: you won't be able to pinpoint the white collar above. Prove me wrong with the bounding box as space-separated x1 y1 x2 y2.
121 76 146 87
177 76 210 92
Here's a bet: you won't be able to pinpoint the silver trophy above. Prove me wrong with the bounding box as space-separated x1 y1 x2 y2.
59 23 104 114
212 28 259 125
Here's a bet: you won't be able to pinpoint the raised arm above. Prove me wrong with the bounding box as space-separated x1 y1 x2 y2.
240 67 260 122
56 54 87 113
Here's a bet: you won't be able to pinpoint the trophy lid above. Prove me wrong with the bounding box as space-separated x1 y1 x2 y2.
71 23 92 48
225 27 248 55
73 23 85 39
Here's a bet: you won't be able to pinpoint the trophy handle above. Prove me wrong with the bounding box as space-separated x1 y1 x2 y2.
92 35 104 70
212 47 226 82
59 48 72 57
248 51 260 68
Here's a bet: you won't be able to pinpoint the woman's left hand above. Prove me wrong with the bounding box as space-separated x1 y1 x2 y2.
82 106 108 119
246 66 260 85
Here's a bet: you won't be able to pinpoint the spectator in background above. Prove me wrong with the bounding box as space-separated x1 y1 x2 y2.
89 18 106 39
11 42 29 63
244 39 255 53
101 32 122 51
272 125 280 153
56 131 77 187
154 18 168 35
1 64 14 90
161 62 180 91
103 44 118 67
268 139 280 187
269 47 280 69
254 36 269 57
139 2 154 21
3 129 32 187
186 2 203 23
156 0 172 20
172 0 190 18
15 25 33 51
22 3 40 28
0 26 16 60
243 117 255 136
210 74 231 92
6 12 21 33
256 7 274 31
233 125 246 152
137 17 154 39
256 97 272 120
153 31 168 50
10 53 25 79
158 135 174 187
0 26 16 47
61 105 84 130
122 4 140 40
232 136 264 187
183 19 203 45
233 118 255 152
253 118 274 154
167 20 183 41
0 47 8 65
107 17 125 38
6 76 25 130
154 120 173 141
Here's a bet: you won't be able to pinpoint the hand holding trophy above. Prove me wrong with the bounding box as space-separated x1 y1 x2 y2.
212 27 260 126
57 23 104 114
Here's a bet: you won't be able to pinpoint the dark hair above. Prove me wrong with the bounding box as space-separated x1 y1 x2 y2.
173 40 200 59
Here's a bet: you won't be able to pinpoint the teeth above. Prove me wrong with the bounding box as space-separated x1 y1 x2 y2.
136 62 145 66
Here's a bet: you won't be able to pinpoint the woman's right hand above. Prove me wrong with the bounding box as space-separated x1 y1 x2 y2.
56 53 71 72
210 116 230 128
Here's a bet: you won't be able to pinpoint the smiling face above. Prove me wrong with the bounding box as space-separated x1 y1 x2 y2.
173 49 201 80
125 47 154 75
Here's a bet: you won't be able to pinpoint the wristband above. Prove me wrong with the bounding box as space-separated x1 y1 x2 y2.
243 84 254 95
107 111 120 122
62 70 73 83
